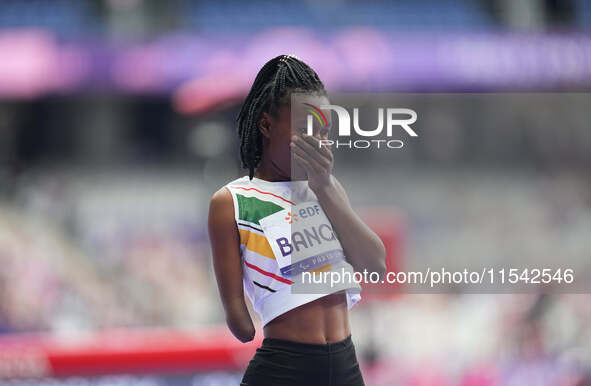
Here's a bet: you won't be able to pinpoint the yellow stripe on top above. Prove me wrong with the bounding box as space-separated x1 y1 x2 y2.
239 228 276 260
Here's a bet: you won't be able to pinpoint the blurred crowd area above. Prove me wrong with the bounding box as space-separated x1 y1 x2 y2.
0 166 225 334
1 0 591 385
354 294 591 385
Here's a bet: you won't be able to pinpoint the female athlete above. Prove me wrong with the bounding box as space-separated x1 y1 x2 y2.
208 54 386 386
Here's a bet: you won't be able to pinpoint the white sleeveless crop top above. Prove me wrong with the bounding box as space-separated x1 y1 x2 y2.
223 175 361 326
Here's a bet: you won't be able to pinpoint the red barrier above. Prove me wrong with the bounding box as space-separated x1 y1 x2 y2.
0 327 262 379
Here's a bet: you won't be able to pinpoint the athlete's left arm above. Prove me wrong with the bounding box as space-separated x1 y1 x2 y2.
291 133 386 277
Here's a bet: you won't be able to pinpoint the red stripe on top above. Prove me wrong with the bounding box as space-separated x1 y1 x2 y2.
244 260 293 285
230 186 295 205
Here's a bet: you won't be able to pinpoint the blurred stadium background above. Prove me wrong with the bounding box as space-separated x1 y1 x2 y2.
1 0 591 385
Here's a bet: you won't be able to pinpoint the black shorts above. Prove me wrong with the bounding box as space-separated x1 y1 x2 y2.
240 334 365 386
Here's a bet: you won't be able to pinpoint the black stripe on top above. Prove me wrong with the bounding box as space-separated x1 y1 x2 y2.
253 280 277 293
237 222 264 233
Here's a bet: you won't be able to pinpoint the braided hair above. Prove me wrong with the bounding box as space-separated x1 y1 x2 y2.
237 55 326 180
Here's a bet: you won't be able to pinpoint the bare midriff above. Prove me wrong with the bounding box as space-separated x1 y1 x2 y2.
262 290 350 344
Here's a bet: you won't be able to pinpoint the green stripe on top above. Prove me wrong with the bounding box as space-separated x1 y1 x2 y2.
236 194 284 225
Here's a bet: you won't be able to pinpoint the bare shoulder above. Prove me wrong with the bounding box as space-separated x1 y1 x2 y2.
210 186 233 207
208 186 235 225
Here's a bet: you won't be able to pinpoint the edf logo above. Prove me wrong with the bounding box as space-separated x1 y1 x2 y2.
298 204 321 219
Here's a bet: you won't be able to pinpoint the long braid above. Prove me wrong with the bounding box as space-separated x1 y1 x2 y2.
237 55 326 180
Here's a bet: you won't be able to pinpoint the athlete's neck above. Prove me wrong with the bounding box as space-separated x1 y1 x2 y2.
253 155 290 182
